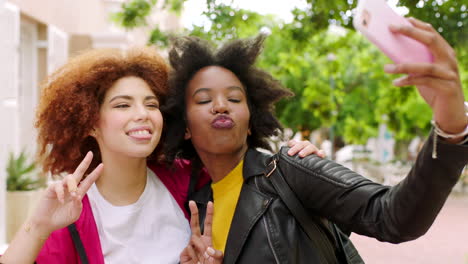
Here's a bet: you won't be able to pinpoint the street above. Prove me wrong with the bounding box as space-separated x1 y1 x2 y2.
351 194 468 264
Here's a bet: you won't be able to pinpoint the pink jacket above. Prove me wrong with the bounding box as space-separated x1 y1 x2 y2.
35 160 210 264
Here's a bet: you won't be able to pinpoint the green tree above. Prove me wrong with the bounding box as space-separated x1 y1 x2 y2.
290 0 466 46
112 0 467 145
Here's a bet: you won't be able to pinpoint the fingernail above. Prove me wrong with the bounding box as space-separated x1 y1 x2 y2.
298 151 305 157
207 247 215 255
384 64 397 73
393 76 406 86
204 252 210 259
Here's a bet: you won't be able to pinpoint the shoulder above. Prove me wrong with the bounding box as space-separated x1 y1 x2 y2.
147 159 191 182
276 147 365 187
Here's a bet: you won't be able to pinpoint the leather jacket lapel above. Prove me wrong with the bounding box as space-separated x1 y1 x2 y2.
187 183 212 233
223 182 273 264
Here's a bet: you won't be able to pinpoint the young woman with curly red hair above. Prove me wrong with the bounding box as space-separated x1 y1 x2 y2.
0 47 319 264
1 47 196 263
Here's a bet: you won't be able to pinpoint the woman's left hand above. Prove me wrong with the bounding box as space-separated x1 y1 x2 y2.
180 201 223 264
287 139 325 158
384 17 467 142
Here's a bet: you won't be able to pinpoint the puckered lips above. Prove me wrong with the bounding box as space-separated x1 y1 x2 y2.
211 115 234 129
126 125 153 140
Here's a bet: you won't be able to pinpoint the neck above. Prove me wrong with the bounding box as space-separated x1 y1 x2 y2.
198 145 248 183
95 152 148 206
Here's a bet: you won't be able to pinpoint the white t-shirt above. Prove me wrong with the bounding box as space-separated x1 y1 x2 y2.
87 168 191 264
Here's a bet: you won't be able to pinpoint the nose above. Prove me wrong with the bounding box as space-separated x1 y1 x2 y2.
211 97 229 114
134 103 149 121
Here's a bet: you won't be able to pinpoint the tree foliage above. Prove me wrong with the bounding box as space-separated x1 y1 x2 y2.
290 0 467 46
113 0 467 144
110 0 158 28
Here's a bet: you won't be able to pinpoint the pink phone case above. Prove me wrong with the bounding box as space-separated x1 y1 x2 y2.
353 0 433 64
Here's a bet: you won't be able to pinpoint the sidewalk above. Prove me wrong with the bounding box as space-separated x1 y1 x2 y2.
351 194 468 264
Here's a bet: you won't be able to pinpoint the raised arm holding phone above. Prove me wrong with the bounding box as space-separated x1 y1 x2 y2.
354 0 467 147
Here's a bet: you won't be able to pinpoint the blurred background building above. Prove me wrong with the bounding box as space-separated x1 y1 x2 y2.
0 0 180 246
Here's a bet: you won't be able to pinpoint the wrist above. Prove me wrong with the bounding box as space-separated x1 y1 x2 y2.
432 101 468 141
25 219 52 241
441 135 467 144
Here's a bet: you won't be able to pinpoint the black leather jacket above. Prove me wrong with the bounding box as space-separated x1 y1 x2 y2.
189 134 468 264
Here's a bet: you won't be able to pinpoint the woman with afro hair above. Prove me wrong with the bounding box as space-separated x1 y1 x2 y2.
168 18 468 264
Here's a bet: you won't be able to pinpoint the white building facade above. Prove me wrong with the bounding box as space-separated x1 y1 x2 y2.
0 0 180 246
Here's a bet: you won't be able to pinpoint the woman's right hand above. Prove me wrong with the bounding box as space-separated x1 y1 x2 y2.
180 201 223 264
0 153 103 263
30 151 103 238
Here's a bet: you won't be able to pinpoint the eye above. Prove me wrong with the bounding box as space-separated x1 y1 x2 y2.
197 100 211 104
147 103 159 109
115 104 129 108
228 98 241 103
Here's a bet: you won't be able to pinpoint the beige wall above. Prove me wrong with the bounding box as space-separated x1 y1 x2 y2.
7 0 109 34
69 34 93 57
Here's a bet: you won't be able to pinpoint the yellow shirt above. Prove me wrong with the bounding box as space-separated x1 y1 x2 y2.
211 160 244 252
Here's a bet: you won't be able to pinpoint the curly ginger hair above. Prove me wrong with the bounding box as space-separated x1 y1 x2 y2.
36 47 169 175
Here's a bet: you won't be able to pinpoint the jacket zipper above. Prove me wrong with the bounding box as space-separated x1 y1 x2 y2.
255 177 281 264
263 217 281 264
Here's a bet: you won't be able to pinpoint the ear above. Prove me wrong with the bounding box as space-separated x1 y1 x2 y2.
90 128 97 138
184 127 192 140
248 128 252 136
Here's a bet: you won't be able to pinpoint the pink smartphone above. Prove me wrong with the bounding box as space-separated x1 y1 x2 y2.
353 0 433 64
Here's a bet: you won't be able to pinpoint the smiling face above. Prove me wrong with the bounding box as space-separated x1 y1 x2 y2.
93 76 163 159
184 66 251 157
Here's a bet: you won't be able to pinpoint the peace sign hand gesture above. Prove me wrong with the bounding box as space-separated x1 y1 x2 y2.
30 151 103 238
180 201 224 264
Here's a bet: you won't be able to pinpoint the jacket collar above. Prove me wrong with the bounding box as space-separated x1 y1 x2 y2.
190 148 273 204
223 168 274 264
242 148 273 181
223 148 274 264
188 148 275 264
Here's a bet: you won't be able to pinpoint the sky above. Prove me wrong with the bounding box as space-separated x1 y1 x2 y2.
182 0 309 28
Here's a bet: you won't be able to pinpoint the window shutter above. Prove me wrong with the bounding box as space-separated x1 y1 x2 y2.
47 25 69 74
0 2 19 99
0 2 20 245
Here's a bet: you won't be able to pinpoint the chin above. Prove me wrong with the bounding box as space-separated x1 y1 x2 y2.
205 142 246 155
126 147 156 159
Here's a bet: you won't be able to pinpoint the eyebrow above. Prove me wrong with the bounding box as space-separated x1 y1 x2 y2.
108 95 158 103
192 86 245 97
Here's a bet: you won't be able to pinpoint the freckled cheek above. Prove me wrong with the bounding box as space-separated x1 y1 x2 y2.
150 112 164 132
99 114 131 134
